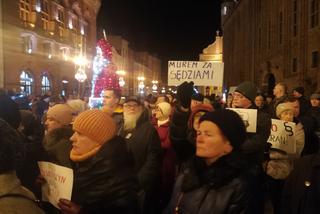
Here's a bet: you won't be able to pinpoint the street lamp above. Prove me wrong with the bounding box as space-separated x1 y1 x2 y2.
151 80 158 93
137 76 145 94
116 70 126 87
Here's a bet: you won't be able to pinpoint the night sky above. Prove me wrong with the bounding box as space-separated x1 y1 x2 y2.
97 0 220 71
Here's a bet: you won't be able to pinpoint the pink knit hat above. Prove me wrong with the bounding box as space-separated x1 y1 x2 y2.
46 104 75 126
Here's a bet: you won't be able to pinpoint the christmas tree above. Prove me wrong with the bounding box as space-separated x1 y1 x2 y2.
90 38 120 108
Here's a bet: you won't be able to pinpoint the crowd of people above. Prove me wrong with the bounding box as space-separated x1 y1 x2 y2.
0 81 319 214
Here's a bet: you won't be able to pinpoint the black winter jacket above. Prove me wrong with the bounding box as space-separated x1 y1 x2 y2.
165 154 253 214
282 152 320 214
72 136 139 214
119 110 162 191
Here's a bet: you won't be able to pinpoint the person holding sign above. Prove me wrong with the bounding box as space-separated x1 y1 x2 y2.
58 110 139 214
265 102 305 214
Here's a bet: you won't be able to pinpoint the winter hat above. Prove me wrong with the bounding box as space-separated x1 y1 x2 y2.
235 81 256 102
199 109 246 149
67 99 88 114
0 95 21 129
46 104 75 126
124 96 142 105
73 109 116 145
276 103 294 119
293 86 304 95
191 93 204 102
156 102 172 118
310 93 320 100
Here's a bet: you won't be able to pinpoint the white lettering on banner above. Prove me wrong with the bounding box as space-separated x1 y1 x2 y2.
267 119 296 154
168 61 224 86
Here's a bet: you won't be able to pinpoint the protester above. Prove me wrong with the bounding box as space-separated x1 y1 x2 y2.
0 119 44 214
292 86 311 116
58 110 139 213
42 104 75 168
154 101 176 211
282 150 320 214
165 109 254 213
118 97 162 214
101 88 123 131
270 83 288 117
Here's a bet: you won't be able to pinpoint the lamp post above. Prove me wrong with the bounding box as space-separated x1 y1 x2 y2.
151 80 158 94
73 54 88 97
137 76 145 95
116 70 126 87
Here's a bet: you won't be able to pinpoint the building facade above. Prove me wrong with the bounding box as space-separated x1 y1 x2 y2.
0 0 101 96
222 0 320 95
108 35 162 96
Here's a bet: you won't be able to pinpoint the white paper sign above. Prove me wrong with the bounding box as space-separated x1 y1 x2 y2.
38 161 73 209
228 108 257 133
267 119 296 154
167 61 224 86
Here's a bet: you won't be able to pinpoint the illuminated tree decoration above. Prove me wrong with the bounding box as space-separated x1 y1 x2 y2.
91 38 120 98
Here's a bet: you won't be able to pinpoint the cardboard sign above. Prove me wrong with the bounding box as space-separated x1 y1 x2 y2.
228 108 257 133
267 119 296 154
167 61 224 86
38 162 73 209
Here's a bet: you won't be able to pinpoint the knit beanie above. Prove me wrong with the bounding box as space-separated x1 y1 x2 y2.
73 109 116 145
199 109 246 150
310 93 320 100
293 86 304 95
71 110 116 162
191 93 204 102
67 99 88 114
156 102 172 118
235 81 256 102
0 95 21 129
46 104 74 126
276 103 294 119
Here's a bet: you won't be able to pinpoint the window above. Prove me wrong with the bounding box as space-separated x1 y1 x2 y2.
57 8 65 37
312 51 319 68
41 0 49 30
43 42 52 58
20 0 31 22
292 58 298 73
60 47 69 60
41 75 51 94
268 20 271 49
293 0 298 36
279 12 283 44
22 36 33 53
20 71 33 95
310 0 319 28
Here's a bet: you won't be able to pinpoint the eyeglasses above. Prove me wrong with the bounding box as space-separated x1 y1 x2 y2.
232 92 245 99
123 103 139 108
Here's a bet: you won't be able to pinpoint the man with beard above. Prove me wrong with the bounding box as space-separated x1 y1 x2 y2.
119 97 162 214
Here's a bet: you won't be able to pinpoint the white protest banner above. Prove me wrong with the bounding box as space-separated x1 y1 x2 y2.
168 61 224 86
38 161 73 209
228 108 257 133
267 119 296 154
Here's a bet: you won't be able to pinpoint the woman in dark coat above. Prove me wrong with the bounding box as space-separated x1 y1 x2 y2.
165 109 254 214
58 109 139 214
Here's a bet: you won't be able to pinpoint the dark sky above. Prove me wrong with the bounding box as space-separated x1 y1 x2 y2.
97 0 220 62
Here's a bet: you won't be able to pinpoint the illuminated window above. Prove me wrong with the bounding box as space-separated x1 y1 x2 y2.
22 36 33 53
41 0 49 30
43 42 52 58
20 71 33 95
310 0 319 28
20 0 31 22
41 75 51 94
